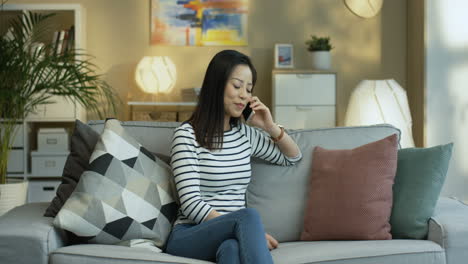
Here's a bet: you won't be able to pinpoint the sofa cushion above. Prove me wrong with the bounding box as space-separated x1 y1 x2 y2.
270 240 445 264
44 120 100 217
247 124 401 242
53 119 178 246
391 144 453 239
50 244 214 264
301 134 398 241
0 203 69 264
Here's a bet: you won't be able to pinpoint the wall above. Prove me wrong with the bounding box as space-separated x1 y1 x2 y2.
5 0 407 125
424 0 468 200
407 0 425 148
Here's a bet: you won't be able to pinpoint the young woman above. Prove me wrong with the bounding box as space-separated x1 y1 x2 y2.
166 50 302 264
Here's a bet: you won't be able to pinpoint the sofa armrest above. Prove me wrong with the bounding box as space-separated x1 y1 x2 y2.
0 203 70 264
427 197 468 264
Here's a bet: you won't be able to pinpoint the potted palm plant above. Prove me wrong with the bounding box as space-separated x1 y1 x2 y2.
0 9 119 215
305 35 333 70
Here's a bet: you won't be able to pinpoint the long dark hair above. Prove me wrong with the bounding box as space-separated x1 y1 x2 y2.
188 50 257 150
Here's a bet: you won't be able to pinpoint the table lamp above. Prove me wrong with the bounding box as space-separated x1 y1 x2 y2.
135 56 176 97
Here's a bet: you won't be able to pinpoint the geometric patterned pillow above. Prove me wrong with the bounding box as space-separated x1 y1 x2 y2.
53 119 179 247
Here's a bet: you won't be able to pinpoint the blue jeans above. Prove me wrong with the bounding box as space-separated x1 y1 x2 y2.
165 208 274 264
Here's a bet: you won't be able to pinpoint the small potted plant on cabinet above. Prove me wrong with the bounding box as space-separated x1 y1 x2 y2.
305 35 333 70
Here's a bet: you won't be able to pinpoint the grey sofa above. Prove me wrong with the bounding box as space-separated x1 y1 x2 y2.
1 121 467 264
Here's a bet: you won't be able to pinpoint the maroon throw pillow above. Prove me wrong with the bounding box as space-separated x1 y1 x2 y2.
301 134 398 241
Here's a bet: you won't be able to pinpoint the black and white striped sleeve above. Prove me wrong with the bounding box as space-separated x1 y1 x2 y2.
241 123 302 166
170 127 213 224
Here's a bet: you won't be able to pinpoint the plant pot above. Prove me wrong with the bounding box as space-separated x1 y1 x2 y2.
310 51 331 70
0 181 28 216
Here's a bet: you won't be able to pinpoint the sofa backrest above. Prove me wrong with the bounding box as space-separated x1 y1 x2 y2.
87 120 180 157
88 120 400 242
247 124 401 242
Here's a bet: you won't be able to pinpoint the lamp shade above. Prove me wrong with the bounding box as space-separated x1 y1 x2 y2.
345 79 415 148
344 0 384 19
135 56 176 94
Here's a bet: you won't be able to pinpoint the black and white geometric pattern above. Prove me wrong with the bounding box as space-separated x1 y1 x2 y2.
53 119 178 246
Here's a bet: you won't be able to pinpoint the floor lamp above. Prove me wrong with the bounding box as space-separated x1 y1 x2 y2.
344 79 415 148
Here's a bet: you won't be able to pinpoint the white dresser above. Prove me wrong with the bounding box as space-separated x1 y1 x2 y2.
272 70 336 129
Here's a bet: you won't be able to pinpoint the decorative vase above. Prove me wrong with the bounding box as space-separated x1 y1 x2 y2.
310 51 331 70
0 180 28 216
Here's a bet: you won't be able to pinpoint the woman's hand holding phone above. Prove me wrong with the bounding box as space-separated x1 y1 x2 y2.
243 96 276 133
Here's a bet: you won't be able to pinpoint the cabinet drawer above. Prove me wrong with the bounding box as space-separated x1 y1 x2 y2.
31 152 69 177
274 73 335 105
275 106 336 130
7 149 24 173
28 180 61 203
27 96 76 120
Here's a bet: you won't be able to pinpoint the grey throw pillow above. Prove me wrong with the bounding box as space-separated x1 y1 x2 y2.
53 119 178 246
44 120 100 217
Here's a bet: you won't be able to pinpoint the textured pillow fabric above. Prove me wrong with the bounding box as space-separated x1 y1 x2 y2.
390 143 453 239
301 134 398 241
44 120 171 218
44 120 100 217
53 119 178 246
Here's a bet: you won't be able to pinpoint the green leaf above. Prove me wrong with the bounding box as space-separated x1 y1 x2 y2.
0 8 121 183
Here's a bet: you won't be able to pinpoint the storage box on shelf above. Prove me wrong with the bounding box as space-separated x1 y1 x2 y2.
30 128 69 202
272 70 337 129
31 152 69 177
37 128 69 152
25 123 73 203
27 180 62 203
4 123 26 175
3 3 86 203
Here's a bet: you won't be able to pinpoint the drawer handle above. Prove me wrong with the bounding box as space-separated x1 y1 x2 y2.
296 74 313 79
45 160 56 167
296 106 315 111
46 138 58 144
43 186 55 191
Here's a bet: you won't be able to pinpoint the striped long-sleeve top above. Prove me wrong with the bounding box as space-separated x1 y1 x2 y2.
170 122 302 225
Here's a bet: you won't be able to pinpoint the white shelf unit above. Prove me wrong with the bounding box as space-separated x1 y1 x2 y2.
2 4 87 203
272 70 337 130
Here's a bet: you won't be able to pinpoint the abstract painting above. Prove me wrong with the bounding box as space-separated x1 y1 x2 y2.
151 0 248 46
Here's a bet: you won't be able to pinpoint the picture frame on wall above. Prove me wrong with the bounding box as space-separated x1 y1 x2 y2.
274 43 294 68
151 0 249 46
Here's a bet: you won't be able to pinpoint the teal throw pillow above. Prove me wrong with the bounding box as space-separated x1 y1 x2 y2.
390 143 453 239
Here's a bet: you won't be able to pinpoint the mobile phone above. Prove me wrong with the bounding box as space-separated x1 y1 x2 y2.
242 102 255 122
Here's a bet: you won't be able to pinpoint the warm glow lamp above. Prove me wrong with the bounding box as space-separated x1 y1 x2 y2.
135 56 176 95
344 79 415 148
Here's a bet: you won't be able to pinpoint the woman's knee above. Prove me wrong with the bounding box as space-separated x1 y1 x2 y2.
237 208 261 223
216 239 240 262
218 239 239 253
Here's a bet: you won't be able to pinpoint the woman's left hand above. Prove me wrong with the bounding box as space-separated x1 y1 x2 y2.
246 96 275 131
265 233 279 250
